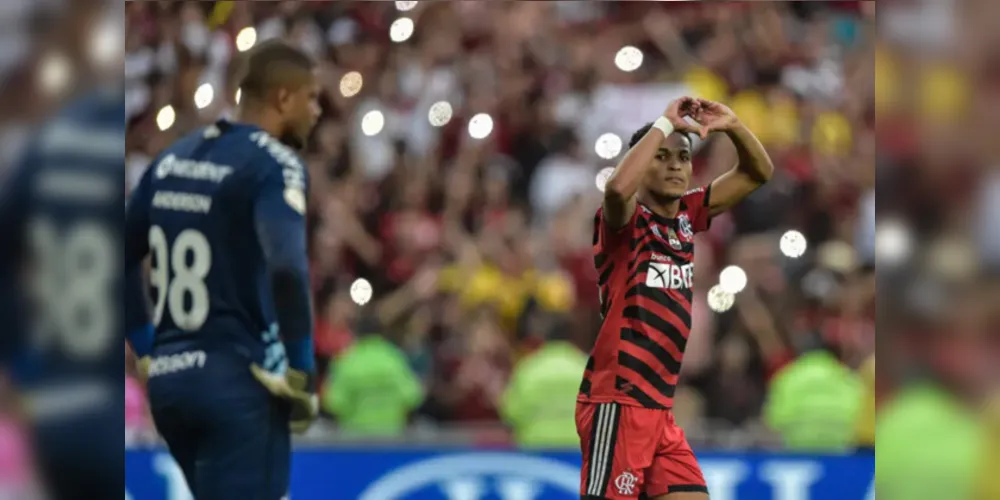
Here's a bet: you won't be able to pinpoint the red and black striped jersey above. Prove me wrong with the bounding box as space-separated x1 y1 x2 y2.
579 186 713 409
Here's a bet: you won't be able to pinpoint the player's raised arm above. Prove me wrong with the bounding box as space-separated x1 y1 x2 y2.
694 98 774 216
603 97 704 229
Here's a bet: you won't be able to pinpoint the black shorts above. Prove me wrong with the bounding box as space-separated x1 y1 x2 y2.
147 343 291 500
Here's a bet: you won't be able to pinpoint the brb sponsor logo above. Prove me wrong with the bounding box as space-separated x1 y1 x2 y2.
645 256 694 290
359 453 580 500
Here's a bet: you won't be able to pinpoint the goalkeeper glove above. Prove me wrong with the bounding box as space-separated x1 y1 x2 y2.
136 356 151 381
250 364 318 434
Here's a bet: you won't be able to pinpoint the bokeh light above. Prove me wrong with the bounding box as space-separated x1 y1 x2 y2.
39 53 71 95
156 106 176 131
779 230 808 259
428 101 453 127
194 83 214 110
615 46 644 72
707 285 736 313
361 110 385 137
340 71 363 97
389 18 415 43
468 113 494 139
235 27 257 52
876 219 913 267
595 133 623 160
596 167 615 193
719 266 748 294
350 279 374 305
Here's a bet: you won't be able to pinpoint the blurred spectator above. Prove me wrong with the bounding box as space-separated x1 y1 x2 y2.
876 380 984 500
500 317 588 448
321 316 424 437
764 348 862 451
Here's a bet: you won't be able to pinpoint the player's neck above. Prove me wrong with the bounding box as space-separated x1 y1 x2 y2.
638 193 682 219
234 104 285 140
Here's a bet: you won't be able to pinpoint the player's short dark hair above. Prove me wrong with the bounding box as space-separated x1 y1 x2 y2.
237 40 316 101
628 122 692 149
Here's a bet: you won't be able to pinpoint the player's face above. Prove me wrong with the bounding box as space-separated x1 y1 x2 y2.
643 133 692 199
279 74 322 150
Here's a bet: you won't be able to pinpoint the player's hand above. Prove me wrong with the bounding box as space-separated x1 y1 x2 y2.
250 364 319 435
692 98 740 133
664 97 709 139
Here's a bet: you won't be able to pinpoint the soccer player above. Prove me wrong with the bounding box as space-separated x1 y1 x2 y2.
124 40 321 499
577 97 773 500
0 87 126 500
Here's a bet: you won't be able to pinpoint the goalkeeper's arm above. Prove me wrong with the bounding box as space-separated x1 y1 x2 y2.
253 174 315 385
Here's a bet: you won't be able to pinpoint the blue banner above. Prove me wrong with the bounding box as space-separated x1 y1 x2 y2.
126 448 874 500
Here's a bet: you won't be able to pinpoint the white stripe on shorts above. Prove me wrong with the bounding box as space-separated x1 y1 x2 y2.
586 403 620 496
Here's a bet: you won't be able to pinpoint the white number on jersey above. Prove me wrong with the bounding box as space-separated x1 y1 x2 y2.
28 218 115 359
149 225 212 331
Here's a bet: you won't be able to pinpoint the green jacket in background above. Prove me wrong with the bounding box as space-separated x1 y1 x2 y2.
876 384 984 500
322 336 424 437
501 341 588 449
764 351 863 451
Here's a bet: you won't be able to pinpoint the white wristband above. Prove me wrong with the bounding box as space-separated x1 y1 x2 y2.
651 116 674 137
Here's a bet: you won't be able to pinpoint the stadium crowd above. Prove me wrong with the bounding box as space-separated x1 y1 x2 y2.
122 0 883 449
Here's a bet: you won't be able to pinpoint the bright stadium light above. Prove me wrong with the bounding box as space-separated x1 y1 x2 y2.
340 71 363 97
428 101 453 127
615 46 644 72
719 266 748 294
595 132 623 159
468 113 494 139
235 27 257 52
707 285 735 313
350 278 374 305
389 17 415 43
234 88 241 105
596 167 615 193
876 219 913 266
780 230 808 259
156 105 176 131
361 110 385 136
194 83 214 109
395 1 418 11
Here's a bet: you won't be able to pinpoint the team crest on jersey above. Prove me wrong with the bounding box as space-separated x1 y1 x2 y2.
665 227 682 250
677 213 693 240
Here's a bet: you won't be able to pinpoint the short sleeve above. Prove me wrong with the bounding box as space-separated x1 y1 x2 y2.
594 206 639 254
681 185 714 234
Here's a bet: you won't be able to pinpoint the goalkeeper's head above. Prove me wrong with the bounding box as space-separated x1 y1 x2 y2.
236 40 321 150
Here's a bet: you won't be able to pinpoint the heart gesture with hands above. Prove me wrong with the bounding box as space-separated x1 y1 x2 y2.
692 98 740 134
663 97 741 139
663 97 707 139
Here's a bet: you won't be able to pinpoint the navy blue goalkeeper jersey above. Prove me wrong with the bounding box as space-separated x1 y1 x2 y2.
0 89 125 390
124 120 312 373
